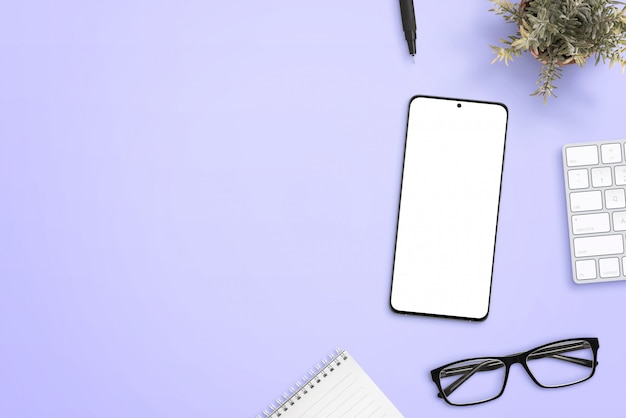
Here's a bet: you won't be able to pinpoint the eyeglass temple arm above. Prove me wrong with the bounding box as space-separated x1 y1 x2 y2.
527 342 594 367
437 341 595 398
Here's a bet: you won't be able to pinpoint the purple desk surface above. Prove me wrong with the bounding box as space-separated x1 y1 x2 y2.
1 1 624 416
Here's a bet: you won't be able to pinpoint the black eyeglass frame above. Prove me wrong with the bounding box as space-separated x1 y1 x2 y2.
430 337 600 406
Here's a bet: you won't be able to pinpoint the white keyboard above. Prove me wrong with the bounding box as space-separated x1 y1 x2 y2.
563 140 626 284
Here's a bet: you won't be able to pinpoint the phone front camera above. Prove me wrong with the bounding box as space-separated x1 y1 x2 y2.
457 103 462 108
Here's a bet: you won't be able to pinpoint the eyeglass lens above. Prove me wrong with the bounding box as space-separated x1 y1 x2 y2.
526 339 594 387
438 358 506 405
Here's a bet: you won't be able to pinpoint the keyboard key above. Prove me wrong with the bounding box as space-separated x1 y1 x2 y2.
569 190 602 212
599 257 620 278
568 169 589 189
566 145 598 167
575 259 597 281
615 166 626 185
591 167 612 187
601 143 622 163
573 234 624 257
571 213 610 235
605 189 626 209
612 211 626 231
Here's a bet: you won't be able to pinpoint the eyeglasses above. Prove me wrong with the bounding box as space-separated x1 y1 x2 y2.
430 337 599 406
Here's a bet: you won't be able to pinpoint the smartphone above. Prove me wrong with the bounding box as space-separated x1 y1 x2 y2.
390 96 508 321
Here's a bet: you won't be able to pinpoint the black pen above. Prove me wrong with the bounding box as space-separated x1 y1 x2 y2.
399 0 416 60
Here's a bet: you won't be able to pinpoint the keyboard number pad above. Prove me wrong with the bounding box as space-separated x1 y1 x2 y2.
563 140 626 284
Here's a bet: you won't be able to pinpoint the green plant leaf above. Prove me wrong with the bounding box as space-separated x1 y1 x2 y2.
488 0 626 101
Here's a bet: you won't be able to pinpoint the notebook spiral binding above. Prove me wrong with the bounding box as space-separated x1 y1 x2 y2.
256 348 348 418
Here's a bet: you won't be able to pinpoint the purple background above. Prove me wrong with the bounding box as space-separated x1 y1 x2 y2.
1 1 625 416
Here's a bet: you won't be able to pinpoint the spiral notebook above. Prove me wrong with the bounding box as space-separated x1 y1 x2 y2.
258 350 403 418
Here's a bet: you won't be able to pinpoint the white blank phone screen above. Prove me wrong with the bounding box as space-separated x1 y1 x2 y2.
390 96 507 320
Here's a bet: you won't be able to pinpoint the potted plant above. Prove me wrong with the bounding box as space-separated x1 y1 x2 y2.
489 0 626 102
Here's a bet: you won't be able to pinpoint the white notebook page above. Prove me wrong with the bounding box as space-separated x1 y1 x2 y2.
265 351 403 418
